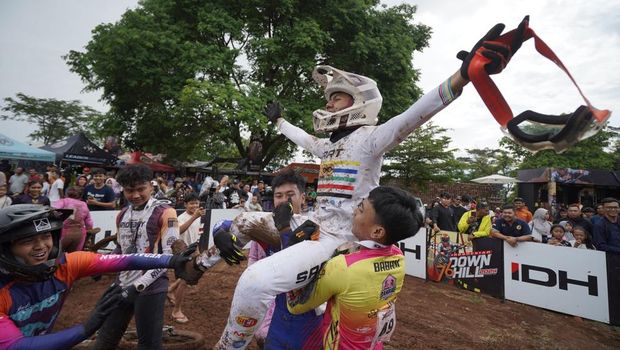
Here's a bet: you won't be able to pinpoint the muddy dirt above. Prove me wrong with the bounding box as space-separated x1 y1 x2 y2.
56 259 620 349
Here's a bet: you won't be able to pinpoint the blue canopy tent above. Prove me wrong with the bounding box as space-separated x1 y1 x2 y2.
0 133 55 162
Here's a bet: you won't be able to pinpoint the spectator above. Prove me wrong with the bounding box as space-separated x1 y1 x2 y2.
0 183 12 209
566 203 592 238
592 197 620 254
554 207 568 224
52 186 94 252
529 208 551 243
105 171 122 200
224 179 245 208
548 224 572 247
83 168 116 211
8 167 28 196
458 202 492 239
558 220 575 241
27 168 39 182
250 179 259 194
13 180 50 206
0 167 5 187
41 172 50 197
47 171 64 205
569 225 596 250
168 192 206 324
76 175 90 188
246 194 263 212
243 184 253 209
513 197 533 223
590 203 605 226
491 204 534 247
453 195 472 224
430 191 456 232
582 207 595 221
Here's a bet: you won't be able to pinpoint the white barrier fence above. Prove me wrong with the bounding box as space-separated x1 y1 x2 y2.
504 242 610 323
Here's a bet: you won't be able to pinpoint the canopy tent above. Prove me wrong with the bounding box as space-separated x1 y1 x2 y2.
0 133 56 162
471 174 519 184
40 133 116 165
120 151 176 173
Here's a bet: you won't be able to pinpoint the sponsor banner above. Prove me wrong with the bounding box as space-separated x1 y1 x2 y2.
606 253 620 326
426 230 473 283
504 242 609 323
397 227 426 279
454 237 504 298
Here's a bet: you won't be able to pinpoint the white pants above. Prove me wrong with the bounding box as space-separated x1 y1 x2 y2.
215 236 343 350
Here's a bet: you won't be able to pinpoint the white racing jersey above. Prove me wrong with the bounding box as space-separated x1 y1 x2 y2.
277 79 458 242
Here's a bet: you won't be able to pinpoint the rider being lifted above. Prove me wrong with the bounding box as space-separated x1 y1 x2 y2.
214 18 529 350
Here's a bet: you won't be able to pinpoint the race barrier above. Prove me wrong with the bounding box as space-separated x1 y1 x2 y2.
88 210 619 325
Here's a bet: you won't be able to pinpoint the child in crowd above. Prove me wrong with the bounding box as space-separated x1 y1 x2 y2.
547 224 572 247
569 226 596 250
168 193 206 324
0 184 11 209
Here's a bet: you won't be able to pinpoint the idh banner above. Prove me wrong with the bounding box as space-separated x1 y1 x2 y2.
504 242 609 323
398 227 427 279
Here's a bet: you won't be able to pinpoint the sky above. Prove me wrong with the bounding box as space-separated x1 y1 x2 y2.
1 0 618 156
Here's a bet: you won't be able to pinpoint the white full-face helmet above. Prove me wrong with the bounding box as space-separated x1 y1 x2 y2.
312 65 382 133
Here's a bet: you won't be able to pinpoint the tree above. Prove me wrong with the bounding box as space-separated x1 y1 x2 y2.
1 93 104 145
383 122 463 188
458 147 514 180
500 125 619 170
65 0 431 166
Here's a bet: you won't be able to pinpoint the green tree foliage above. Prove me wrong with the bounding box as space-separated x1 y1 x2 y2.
458 147 514 180
64 0 431 165
1 93 103 145
499 125 619 170
383 122 463 188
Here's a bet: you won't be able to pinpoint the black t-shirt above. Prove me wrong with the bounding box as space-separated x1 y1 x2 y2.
83 184 115 211
493 218 531 237
430 205 457 231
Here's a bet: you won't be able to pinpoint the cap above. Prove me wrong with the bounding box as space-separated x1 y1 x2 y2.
513 197 525 203
174 177 183 183
232 179 240 184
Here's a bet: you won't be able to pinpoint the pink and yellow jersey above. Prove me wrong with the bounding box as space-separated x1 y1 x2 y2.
288 244 405 350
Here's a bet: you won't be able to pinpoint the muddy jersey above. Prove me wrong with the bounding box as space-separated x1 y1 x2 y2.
288 243 405 350
0 252 175 350
278 79 458 241
115 197 179 294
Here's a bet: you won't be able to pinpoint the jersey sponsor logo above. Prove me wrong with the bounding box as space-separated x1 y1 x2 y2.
33 218 51 232
235 315 258 328
233 330 251 339
295 262 326 284
232 340 247 348
380 275 397 300
373 260 400 272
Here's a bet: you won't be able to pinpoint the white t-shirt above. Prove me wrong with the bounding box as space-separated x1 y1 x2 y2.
48 178 64 203
178 211 203 246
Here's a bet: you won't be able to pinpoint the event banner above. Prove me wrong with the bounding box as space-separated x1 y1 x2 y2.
426 230 472 283
398 227 427 279
504 242 609 323
454 237 504 298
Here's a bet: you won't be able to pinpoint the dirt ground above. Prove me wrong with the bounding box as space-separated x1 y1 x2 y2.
57 259 620 350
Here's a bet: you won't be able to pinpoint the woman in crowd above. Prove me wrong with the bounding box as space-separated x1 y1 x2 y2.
529 208 551 243
13 180 50 206
52 186 94 252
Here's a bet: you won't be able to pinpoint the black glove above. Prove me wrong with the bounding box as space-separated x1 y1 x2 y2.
457 16 529 80
273 198 294 231
82 284 122 337
213 229 246 265
170 243 204 285
263 101 282 123
285 220 319 248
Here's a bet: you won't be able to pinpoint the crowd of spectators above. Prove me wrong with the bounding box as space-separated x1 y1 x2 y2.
426 191 620 254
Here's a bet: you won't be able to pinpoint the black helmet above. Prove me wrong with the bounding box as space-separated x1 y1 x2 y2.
0 205 71 281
